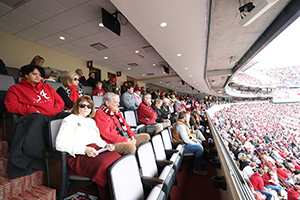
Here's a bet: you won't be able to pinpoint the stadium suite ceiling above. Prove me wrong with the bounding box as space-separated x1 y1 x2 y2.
0 0 291 96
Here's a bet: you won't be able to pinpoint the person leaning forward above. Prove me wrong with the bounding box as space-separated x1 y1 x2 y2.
94 92 150 155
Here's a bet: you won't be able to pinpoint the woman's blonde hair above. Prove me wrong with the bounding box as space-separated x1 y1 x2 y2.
64 71 78 86
71 96 96 118
30 55 44 66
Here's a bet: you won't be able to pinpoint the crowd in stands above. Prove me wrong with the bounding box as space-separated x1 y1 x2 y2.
232 66 300 88
1 56 223 199
213 101 300 199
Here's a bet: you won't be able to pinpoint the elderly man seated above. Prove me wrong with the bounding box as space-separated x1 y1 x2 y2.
137 93 169 135
94 92 150 155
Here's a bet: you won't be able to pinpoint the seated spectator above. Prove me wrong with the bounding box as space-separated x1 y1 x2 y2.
262 166 285 198
87 72 97 87
250 169 272 200
172 111 207 176
134 87 142 106
140 86 145 94
243 162 257 180
94 92 150 155
277 164 291 183
57 72 84 110
288 184 300 200
137 93 166 135
161 98 171 118
151 98 170 125
120 85 138 111
173 100 183 113
76 68 90 86
102 77 118 94
120 81 128 95
0 58 8 75
238 153 250 171
30 55 44 67
5 64 67 179
190 110 205 134
56 96 121 200
5 64 64 116
93 81 106 96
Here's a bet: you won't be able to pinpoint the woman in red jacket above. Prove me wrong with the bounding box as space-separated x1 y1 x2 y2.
5 64 68 179
5 65 64 116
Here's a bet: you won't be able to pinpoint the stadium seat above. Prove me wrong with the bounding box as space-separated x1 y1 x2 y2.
136 142 176 197
6 67 21 81
45 81 63 91
123 110 145 133
92 95 103 109
81 86 93 96
45 119 92 200
108 154 166 200
151 134 182 175
0 74 16 141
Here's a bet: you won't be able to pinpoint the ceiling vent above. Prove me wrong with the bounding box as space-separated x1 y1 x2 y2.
0 0 30 9
146 73 155 76
142 45 155 53
90 42 108 51
128 63 139 67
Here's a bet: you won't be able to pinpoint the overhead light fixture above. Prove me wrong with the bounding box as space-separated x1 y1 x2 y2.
59 36 65 40
99 23 104 27
239 0 279 27
160 22 167 27
177 53 182 57
135 50 139 53
104 57 108 59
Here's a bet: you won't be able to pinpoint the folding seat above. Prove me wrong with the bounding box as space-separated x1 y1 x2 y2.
45 119 92 200
136 142 176 198
151 134 182 175
0 74 16 141
81 85 93 96
123 110 145 133
108 154 166 200
92 95 103 109
45 81 63 91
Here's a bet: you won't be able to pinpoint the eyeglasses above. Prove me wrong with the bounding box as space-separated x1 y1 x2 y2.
74 78 79 81
79 103 92 109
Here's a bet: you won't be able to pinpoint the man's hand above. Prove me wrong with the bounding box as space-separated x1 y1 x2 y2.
128 136 136 144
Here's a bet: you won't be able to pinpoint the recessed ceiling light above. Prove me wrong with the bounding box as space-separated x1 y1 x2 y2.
59 36 65 40
153 64 156 66
142 74 145 76
104 57 108 59
160 22 167 27
177 53 182 57
135 50 139 53
189 75 192 77
99 23 104 27
185 67 188 70
160 81 162 83
167 83 169 86
128 67 131 70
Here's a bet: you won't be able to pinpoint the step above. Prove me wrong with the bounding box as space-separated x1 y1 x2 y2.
0 171 46 198
6 185 56 200
0 141 8 156
0 154 8 175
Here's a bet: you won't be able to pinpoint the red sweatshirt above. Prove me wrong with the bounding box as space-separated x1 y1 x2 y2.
288 188 300 200
250 172 265 191
93 87 106 96
277 168 289 180
5 77 64 116
137 101 157 124
94 108 135 144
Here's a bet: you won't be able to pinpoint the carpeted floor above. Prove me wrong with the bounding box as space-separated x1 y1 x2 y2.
170 152 222 200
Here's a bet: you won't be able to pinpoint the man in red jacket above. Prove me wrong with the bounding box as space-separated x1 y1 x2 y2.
288 184 300 200
94 92 150 155
249 169 272 200
137 93 168 135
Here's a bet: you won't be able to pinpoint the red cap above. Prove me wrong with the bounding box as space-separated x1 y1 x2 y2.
109 77 117 83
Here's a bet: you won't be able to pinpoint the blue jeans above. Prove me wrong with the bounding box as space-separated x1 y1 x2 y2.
265 185 281 192
126 106 137 111
255 189 272 200
183 140 204 170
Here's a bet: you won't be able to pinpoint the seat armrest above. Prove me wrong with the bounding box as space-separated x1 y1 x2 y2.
156 160 173 172
142 176 164 186
165 149 178 158
171 142 181 149
44 149 69 200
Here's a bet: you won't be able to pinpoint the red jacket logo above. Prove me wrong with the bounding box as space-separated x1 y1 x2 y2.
33 89 50 103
